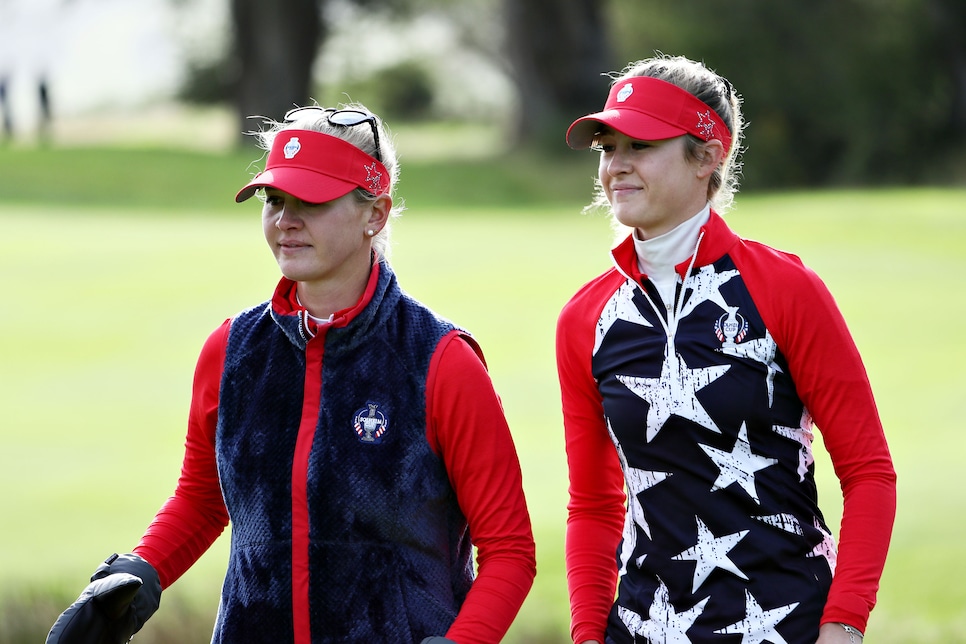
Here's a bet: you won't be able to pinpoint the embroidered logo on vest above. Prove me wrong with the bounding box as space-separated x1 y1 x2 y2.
714 305 748 347
352 402 388 444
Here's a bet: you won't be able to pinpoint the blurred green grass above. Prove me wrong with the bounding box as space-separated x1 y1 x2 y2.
1 142 965 642
0 141 600 211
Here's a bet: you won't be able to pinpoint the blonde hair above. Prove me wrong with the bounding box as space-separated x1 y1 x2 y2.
588 54 745 219
248 102 405 258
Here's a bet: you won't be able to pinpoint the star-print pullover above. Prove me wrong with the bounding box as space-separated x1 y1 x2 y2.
132 257 536 644
557 211 895 644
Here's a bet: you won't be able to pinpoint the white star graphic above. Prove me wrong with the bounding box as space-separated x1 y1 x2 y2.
751 513 804 536
719 330 783 407
679 265 738 318
609 422 671 576
713 589 799 644
699 422 778 503
618 578 708 643
772 410 815 482
595 281 652 355
617 347 730 442
807 516 838 574
672 515 749 592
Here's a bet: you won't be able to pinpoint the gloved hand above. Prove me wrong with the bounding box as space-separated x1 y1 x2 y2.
46 553 162 644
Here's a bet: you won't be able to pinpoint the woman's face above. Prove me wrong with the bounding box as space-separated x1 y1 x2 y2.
262 188 372 287
596 128 710 239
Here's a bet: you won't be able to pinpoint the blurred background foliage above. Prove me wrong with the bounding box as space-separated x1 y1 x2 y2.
1 1 965 641
168 0 966 187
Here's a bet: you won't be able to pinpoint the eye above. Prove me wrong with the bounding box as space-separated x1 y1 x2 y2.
631 141 653 151
591 137 616 153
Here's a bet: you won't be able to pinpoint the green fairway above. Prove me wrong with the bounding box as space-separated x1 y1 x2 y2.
1 167 964 640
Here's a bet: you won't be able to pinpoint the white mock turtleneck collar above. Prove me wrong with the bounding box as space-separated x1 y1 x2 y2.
633 204 711 308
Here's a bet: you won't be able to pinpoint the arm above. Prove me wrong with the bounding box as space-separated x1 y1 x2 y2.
817 622 864 643
132 321 232 589
48 322 233 641
556 300 626 644
737 242 897 633
425 332 536 644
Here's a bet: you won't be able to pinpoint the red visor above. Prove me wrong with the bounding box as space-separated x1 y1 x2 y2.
566 77 732 153
235 129 390 203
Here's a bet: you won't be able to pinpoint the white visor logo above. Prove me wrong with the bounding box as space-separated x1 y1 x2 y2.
617 83 634 103
283 137 301 159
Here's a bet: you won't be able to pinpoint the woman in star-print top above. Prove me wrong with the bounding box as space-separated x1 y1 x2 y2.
557 54 895 644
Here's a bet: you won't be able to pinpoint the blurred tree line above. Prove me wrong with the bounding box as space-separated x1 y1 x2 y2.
177 0 965 189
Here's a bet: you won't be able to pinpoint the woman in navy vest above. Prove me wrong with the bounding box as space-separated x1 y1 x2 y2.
48 104 536 644
557 54 895 644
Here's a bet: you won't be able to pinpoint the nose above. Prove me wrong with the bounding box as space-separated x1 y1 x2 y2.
274 201 301 229
603 148 631 176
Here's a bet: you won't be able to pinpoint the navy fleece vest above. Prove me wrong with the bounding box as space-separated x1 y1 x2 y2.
213 261 474 643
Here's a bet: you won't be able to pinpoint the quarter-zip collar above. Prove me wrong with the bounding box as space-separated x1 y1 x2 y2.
633 205 711 307
611 209 740 342
611 209 739 285
268 253 387 350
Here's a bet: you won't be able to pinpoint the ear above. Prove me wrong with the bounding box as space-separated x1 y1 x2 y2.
365 194 392 233
695 139 726 179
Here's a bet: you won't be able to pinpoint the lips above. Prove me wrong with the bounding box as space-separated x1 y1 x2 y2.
610 182 640 192
609 183 641 199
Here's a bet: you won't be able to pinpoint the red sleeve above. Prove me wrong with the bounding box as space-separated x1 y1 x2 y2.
734 240 897 632
556 275 627 644
132 320 232 589
424 331 536 644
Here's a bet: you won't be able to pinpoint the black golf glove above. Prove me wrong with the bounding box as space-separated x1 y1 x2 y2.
46 553 162 644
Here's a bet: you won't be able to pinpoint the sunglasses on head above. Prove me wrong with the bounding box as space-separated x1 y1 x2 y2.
284 106 382 163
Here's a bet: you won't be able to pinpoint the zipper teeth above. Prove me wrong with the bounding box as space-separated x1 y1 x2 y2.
297 310 316 342
639 230 705 348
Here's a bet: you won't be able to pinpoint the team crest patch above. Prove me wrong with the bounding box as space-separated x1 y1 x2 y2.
353 402 388 444
283 136 301 159
714 306 748 347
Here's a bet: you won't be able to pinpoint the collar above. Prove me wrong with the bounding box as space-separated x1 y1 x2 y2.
271 255 383 339
611 209 739 283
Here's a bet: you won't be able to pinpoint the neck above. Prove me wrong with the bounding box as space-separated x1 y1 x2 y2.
296 255 374 320
634 205 710 307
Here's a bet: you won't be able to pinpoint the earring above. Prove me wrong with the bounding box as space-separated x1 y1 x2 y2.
367 229 375 237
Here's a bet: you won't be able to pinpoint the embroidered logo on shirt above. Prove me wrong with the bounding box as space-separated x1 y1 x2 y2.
714 306 748 347
352 402 388 444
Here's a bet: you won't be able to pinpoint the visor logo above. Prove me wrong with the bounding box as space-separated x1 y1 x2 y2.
364 162 384 193
352 402 388 444
696 111 715 141
283 136 301 159
617 83 634 103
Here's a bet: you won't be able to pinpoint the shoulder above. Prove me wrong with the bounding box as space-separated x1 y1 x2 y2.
558 267 626 330
730 238 846 351
730 237 828 295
